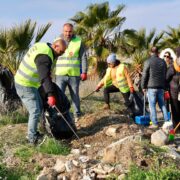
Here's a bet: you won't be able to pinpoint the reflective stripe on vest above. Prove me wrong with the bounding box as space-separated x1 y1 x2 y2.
55 36 81 76
116 64 129 93
15 42 54 88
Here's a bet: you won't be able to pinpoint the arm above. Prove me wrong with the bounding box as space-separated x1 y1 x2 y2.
141 60 150 90
79 43 88 74
35 54 54 96
166 65 175 83
124 66 133 88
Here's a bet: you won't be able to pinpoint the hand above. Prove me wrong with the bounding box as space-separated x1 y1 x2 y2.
130 87 134 93
95 85 101 92
47 96 56 107
164 91 170 100
81 73 87 81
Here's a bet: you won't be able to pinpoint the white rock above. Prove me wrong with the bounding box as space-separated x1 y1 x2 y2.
103 135 141 163
53 159 65 174
72 160 79 167
84 144 91 148
65 160 73 172
103 164 115 173
71 149 80 155
82 175 92 180
151 129 168 146
79 156 89 163
166 147 180 160
105 127 118 137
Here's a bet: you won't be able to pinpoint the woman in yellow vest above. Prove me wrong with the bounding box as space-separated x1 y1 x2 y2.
95 53 134 110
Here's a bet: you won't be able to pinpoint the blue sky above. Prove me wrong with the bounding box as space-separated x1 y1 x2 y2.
0 0 179 42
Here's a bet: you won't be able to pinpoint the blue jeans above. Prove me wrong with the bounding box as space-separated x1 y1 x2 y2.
56 76 81 117
15 83 42 143
147 89 169 125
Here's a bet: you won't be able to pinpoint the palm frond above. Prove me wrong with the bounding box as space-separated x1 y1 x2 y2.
35 22 52 42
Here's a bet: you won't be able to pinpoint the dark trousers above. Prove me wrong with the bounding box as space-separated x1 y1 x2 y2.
170 97 180 128
103 85 131 107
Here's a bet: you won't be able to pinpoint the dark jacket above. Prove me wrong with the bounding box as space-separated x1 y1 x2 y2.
166 64 180 98
141 55 167 89
35 43 55 96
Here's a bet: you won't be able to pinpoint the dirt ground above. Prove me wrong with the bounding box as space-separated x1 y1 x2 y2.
0 107 179 178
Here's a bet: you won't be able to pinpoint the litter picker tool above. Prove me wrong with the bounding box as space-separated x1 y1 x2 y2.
168 122 180 141
53 105 80 140
81 90 96 101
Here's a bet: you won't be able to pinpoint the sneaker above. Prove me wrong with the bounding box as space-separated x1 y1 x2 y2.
149 124 159 129
28 132 45 145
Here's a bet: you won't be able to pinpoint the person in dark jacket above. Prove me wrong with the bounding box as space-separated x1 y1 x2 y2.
141 47 169 128
15 39 66 144
166 47 180 128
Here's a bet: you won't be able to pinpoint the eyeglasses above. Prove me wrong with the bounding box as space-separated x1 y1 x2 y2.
164 55 170 58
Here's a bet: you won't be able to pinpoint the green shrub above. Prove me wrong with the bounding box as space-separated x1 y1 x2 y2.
125 165 180 180
37 138 70 155
15 146 35 162
0 111 27 126
0 163 34 180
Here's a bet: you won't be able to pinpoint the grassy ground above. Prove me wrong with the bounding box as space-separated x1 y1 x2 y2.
0 79 179 179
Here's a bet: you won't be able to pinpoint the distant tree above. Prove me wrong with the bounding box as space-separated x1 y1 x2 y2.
70 1 126 76
161 25 180 49
0 19 51 73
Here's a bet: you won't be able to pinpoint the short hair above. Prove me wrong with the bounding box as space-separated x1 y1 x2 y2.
151 46 159 54
53 38 66 46
63 23 73 28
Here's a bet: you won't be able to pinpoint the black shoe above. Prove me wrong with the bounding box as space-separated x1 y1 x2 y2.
29 132 45 145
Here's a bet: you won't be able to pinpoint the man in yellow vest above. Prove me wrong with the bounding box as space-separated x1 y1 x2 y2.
95 53 134 110
55 23 88 122
15 39 66 144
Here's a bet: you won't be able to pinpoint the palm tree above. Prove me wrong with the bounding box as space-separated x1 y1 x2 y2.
0 19 51 73
117 28 164 83
70 1 126 75
161 25 180 49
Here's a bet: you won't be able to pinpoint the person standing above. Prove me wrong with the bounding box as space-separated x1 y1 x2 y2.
166 47 180 128
55 23 88 121
95 53 134 112
15 39 66 144
141 47 169 128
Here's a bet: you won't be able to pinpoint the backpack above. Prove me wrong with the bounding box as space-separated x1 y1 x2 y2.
38 82 76 139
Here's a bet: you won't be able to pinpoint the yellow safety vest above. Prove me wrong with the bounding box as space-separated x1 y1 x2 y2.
15 43 54 88
104 64 130 93
55 36 81 76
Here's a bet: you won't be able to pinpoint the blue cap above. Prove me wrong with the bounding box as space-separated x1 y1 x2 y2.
107 53 116 64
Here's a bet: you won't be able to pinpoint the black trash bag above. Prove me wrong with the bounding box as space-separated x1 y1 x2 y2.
38 82 76 139
129 91 145 117
0 65 21 112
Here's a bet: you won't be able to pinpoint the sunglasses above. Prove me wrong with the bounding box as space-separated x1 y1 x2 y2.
164 55 170 58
